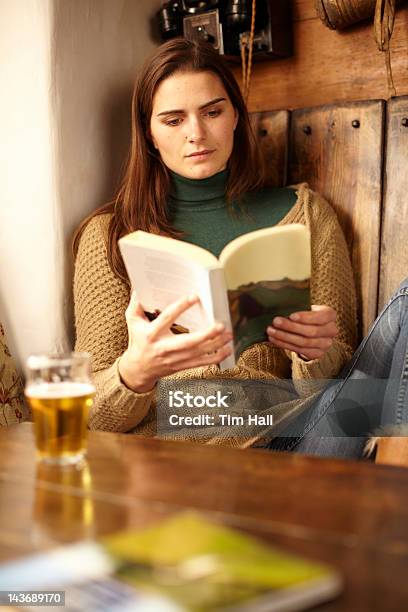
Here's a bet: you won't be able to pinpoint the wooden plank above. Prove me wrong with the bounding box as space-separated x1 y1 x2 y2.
379 96 408 308
3 424 408 545
293 0 320 21
232 5 408 112
288 100 384 337
250 110 290 187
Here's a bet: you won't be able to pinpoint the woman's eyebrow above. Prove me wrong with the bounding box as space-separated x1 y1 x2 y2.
156 97 226 117
199 97 226 110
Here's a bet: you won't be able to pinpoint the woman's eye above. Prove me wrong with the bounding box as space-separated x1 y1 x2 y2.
206 109 221 118
165 117 182 126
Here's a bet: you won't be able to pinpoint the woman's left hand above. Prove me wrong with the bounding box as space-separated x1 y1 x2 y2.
266 305 338 361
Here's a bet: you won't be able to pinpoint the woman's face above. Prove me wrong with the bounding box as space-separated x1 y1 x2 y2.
150 70 238 180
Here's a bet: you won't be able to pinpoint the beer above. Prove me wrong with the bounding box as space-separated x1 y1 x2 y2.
33 461 95 544
26 382 95 464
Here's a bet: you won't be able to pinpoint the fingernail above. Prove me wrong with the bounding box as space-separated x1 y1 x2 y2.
188 294 198 302
274 317 282 326
290 313 300 321
215 323 225 331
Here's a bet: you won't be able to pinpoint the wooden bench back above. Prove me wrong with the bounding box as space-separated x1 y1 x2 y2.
252 95 408 337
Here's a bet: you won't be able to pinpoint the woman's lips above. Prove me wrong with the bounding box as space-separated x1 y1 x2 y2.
186 150 214 160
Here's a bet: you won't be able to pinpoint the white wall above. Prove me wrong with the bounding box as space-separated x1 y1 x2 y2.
0 0 162 370
0 0 65 368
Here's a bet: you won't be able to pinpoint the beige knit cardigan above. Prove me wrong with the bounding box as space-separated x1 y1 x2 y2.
74 184 357 447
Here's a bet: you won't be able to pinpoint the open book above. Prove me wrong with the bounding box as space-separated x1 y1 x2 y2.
0 512 342 611
119 224 311 370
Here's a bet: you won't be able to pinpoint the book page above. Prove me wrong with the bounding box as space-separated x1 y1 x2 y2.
219 225 311 355
208 268 235 370
122 246 212 331
119 235 233 365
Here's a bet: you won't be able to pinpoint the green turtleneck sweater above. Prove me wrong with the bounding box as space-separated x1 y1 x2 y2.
168 170 297 257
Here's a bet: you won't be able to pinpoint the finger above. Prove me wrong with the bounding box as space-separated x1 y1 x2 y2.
158 331 232 364
267 336 326 360
150 295 199 338
176 345 233 370
288 306 337 325
200 332 233 355
170 331 232 357
126 291 149 321
267 327 333 351
163 322 228 352
271 317 338 339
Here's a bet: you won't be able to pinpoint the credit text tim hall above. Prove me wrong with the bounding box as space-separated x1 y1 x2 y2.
167 390 273 427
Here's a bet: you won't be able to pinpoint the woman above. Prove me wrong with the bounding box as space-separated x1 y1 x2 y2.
73 38 357 447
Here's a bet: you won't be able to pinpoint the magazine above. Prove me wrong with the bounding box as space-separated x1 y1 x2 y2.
0 512 342 611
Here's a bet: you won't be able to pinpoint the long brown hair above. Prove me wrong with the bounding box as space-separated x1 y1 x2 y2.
73 37 264 284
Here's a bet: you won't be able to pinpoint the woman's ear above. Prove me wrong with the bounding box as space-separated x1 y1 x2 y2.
233 108 238 131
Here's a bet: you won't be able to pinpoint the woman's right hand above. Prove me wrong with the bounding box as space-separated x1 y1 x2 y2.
118 292 233 393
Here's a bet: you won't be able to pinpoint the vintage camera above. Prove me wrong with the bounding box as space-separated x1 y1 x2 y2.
157 1 292 60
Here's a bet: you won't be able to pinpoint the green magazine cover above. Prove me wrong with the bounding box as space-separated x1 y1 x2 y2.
0 511 342 611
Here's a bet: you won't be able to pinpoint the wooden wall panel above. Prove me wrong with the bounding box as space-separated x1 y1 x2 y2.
232 2 408 112
250 110 290 187
292 0 318 21
379 96 408 308
288 100 384 336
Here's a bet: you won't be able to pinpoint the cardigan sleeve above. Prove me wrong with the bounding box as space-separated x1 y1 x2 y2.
289 189 358 395
73 215 155 432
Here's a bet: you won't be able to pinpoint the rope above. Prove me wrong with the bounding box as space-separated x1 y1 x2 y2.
240 0 257 104
374 0 397 97
241 36 247 94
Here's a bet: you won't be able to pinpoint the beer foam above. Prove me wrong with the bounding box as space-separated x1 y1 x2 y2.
25 382 95 398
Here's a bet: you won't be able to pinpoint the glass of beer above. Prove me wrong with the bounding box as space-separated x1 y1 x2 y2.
25 352 95 465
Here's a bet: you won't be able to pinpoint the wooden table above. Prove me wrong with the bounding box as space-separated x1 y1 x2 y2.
1 423 408 610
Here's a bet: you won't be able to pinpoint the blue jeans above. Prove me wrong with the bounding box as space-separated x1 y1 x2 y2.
268 278 408 459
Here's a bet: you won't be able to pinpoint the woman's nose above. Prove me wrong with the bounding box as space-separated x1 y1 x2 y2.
185 117 206 143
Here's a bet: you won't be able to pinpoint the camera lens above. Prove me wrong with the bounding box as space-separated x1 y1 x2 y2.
157 1 183 40
223 0 251 55
225 0 251 28
182 1 218 14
